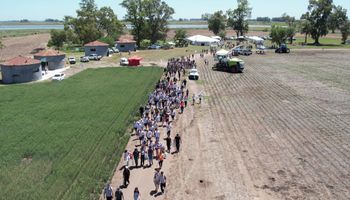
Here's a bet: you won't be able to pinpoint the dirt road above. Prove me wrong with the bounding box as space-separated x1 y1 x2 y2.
107 50 350 200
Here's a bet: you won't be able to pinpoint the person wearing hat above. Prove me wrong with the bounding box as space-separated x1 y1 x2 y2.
115 187 124 200
123 166 130 187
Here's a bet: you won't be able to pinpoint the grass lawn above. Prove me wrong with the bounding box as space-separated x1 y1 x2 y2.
0 67 163 199
0 29 51 38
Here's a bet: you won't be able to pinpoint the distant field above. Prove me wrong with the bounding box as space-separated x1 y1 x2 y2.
0 67 163 199
0 29 50 38
0 21 63 26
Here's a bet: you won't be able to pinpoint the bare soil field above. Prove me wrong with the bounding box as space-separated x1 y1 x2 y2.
107 50 350 200
0 33 50 61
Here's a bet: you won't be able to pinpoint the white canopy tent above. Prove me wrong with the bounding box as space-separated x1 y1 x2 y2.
247 36 265 45
186 35 220 46
211 36 222 41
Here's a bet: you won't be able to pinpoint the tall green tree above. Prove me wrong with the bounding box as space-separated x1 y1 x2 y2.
300 12 313 44
121 0 146 46
173 29 187 47
227 0 252 37
270 25 288 46
339 20 350 44
307 0 333 45
48 30 67 49
143 0 174 43
97 7 124 39
208 11 226 35
328 5 348 33
282 14 297 44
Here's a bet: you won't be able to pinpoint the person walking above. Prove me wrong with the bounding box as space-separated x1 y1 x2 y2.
123 150 130 167
115 187 124 200
192 94 196 105
153 170 160 193
123 166 130 187
165 136 172 153
175 134 182 153
159 171 167 194
133 148 140 167
133 187 141 200
140 147 146 167
148 146 154 166
104 182 113 200
198 93 202 104
158 152 164 169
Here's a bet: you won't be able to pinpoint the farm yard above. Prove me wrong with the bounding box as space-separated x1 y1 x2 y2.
163 50 350 200
0 67 163 199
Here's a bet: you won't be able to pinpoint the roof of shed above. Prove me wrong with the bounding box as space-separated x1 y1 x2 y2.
2 56 41 66
34 49 65 57
84 41 109 47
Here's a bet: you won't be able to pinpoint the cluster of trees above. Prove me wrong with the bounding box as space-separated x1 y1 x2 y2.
45 19 63 23
48 0 124 49
256 17 271 22
271 0 349 46
120 0 174 46
207 0 252 37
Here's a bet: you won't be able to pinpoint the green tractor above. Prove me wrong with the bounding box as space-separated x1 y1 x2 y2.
213 57 245 73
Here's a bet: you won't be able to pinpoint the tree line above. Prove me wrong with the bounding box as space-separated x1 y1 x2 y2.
48 0 174 49
206 0 349 46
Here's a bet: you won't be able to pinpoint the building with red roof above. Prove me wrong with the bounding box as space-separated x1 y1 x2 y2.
84 40 109 57
34 49 66 70
116 35 137 52
1 56 42 84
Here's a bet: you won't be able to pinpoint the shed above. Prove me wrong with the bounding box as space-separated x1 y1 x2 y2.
84 41 109 57
116 35 137 52
1 56 42 84
34 49 66 70
128 56 142 66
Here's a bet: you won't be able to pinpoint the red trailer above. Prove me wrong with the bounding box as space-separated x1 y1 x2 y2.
128 56 142 66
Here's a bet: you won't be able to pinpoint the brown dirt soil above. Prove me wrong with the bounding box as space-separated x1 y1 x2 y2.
0 34 50 61
106 50 350 200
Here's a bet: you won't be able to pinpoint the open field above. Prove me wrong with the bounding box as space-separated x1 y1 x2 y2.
0 29 50 38
161 50 350 200
0 67 163 199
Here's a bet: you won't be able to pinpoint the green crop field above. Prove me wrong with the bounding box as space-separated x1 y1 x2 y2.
0 67 163 199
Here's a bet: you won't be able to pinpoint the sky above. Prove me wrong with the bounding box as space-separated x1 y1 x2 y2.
0 0 349 21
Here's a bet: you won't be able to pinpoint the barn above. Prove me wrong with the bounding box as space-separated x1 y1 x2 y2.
116 35 137 52
84 41 109 57
34 49 66 70
1 56 42 84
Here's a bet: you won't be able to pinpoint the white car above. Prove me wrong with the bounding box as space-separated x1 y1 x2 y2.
52 73 65 81
68 57 76 64
120 58 129 66
188 68 199 80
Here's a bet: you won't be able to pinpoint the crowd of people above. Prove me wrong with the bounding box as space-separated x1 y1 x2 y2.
104 56 202 200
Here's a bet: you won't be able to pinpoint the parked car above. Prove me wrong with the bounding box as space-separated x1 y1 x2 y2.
80 56 90 62
68 56 76 64
88 54 102 60
275 44 290 53
112 47 120 53
120 57 129 66
52 73 65 81
232 45 244 56
188 68 199 80
240 48 252 56
148 44 162 49
108 48 114 55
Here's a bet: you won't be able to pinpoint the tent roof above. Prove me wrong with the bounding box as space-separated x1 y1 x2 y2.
211 36 221 40
247 36 264 42
216 49 229 56
186 35 219 43
128 56 142 61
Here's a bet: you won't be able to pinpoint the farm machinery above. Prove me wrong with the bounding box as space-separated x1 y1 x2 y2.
213 57 245 73
275 44 290 53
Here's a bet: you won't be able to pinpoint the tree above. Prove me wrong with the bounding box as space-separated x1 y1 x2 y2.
208 11 226 35
339 20 350 44
300 12 313 44
201 13 212 21
227 0 252 37
307 0 333 45
270 25 288 46
174 29 187 47
282 14 296 44
256 17 271 22
97 7 124 39
121 0 174 45
328 5 348 33
48 30 66 49
121 0 146 46
143 0 174 43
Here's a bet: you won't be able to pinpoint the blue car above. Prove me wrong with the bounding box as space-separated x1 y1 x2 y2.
148 44 162 49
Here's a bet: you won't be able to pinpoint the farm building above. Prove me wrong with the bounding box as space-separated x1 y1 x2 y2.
34 49 66 70
84 41 109 57
1 56 42 84
116 35 137 52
